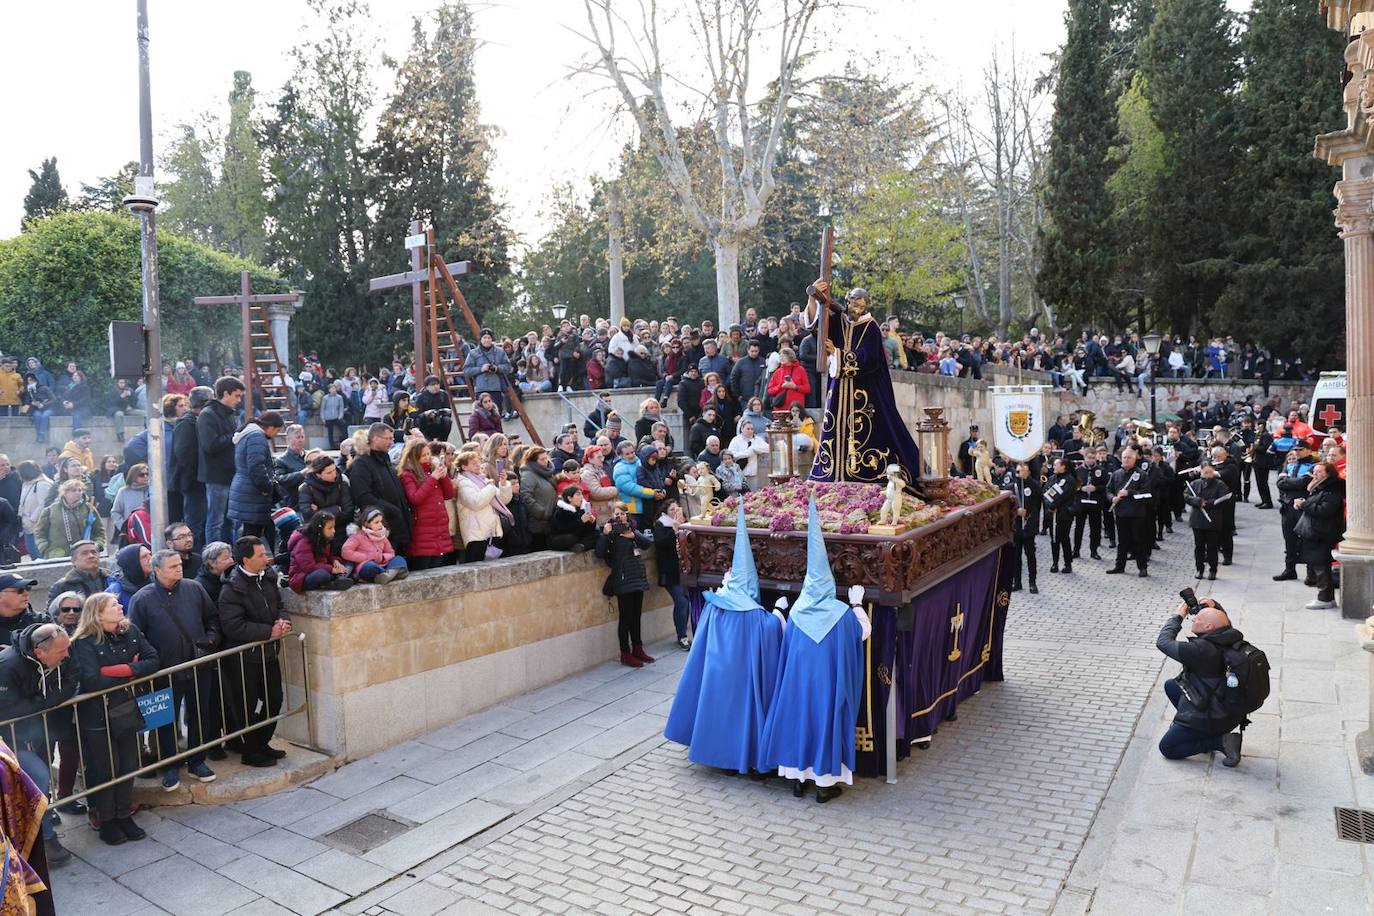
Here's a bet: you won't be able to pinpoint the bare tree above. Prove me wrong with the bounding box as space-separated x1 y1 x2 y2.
942 44 1046 338
575 0 827 326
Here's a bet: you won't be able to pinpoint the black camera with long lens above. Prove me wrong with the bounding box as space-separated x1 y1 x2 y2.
1179 587 1202 615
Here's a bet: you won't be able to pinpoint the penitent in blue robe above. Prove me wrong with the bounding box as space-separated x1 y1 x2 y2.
760 610 866 786
664 598 784 773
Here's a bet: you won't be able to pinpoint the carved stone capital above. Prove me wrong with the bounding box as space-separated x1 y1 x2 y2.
1335 176 1374 235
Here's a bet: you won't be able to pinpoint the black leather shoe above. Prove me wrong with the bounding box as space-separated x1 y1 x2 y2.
241 754 277 768
1138 570 1149 578
1208 569 1217 580
264 746 288 760
1028 583 1039 594
118 817 147 841
1221 732 1242 767
1273 570 1297 581
99 822 127 846
1090 552 1102 560
1105 568 1124 575
816 785 843 804
792 780 806 798
1221 559 1232 566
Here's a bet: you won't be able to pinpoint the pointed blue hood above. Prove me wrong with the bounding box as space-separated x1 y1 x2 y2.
703 502 763 612
787 498 850 643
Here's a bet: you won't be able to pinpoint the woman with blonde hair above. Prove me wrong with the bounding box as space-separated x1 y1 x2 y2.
481 433 512 482
455 450 514 562
70 592 160 845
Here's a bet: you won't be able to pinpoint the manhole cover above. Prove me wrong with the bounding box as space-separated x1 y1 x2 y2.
326 813 413 853
1334 806 1374 844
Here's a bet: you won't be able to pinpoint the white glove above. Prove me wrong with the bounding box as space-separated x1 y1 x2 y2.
848 585 865 606
774 596 789 612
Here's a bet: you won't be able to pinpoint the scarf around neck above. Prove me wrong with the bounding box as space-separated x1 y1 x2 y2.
463 470 513 521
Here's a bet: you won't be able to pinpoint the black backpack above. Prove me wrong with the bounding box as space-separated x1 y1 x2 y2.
1218 640 1271 721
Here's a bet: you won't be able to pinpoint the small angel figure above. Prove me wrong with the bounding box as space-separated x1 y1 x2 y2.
974 439 994 485
877 463 905 526
686 461 721 518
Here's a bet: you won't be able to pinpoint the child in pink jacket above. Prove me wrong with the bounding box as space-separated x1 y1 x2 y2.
341 507 410 584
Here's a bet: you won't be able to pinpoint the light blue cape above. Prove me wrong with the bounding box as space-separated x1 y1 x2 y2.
786 498 850 643
703 502 763 611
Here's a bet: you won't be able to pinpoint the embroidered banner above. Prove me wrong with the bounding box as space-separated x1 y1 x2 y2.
991 385 1049 463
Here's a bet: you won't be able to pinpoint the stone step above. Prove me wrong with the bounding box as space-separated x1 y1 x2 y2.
130 742 338 809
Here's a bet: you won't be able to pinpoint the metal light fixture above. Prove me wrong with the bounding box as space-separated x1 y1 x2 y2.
552 303 568 321
766 409 799 483
914 407 952 499
1142 332 1162 356
952 292 968 311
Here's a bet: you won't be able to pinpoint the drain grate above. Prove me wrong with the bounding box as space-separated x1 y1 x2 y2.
326 812 413 853
1334 806 1374 844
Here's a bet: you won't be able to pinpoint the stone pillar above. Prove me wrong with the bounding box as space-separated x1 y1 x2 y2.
267 303 296 372
1334 169 1374 622
608 184 626 325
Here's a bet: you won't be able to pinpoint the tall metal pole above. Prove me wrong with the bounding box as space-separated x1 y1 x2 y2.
1150 355 1158 431
125 0 167 553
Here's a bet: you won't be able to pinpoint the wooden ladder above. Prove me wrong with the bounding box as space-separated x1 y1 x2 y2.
423 293 474 440
246 303 296 417
420 229 540 446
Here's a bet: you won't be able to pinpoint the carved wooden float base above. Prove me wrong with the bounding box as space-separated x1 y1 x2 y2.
678 493 1014 605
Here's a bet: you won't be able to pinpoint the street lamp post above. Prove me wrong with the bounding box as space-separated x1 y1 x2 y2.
1142 332 1162 431
953 292 968 337
552 303 568 321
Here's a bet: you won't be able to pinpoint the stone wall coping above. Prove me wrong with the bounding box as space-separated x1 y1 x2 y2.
281 549 606 620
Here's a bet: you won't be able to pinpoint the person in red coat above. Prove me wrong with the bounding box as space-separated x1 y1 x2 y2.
287 512 353 592
767 347 811 411
398 439 458 570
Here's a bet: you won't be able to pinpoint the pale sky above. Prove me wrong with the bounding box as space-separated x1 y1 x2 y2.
0 0 1069 250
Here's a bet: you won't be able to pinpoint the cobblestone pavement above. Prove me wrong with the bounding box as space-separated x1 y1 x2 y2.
52 499 1374 915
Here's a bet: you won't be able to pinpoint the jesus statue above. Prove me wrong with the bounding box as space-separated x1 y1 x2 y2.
803 279 923 488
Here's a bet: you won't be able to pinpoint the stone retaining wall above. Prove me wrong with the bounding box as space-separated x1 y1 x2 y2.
276 550 672 760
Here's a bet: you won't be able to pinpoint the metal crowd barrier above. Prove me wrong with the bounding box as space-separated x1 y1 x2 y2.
0 633 312 809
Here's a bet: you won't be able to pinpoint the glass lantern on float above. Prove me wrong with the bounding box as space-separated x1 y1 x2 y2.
914 406 952 501
767 410 800 484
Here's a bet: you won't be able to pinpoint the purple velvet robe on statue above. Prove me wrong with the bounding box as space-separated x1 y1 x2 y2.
808 312 923 485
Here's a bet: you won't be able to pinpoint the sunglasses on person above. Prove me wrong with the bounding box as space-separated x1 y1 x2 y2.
59 604 80 614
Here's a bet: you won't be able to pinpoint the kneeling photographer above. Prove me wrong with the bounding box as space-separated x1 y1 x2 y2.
1155 589 1268 768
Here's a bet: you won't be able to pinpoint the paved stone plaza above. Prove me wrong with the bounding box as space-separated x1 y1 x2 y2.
51 503 1374 915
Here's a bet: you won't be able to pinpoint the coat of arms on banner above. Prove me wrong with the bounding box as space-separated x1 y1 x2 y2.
991 386 1048 463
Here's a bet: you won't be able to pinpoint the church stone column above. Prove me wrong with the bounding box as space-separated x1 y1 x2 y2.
268 303 296 372
1335 171 1374 622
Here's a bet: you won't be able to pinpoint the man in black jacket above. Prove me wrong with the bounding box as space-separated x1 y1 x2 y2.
1208 446 1242 565
727 342 767 408
1273 442 1318 581
1005 463 1042 594
173 386 212 549
130 549 222 787
198 378 245 547
1156 597 1244 766
956 425 980 478
349 424 412 555
0 620 75 863
1073 450 1110 560
217 536 291 767
273 424 310 510
1106 448 1154 577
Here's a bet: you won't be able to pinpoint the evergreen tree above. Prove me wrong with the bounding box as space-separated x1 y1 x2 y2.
74 162 140 213
369 1 512 328
1037 0 1118 331
1216 0 1344 366
264 0 380 368
220 71 269 262
161 120 225 249
21 158 69 228
1139 0 1239 336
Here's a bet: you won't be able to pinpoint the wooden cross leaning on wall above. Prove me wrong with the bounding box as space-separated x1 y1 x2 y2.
369 219 542 447
193 271 301 421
